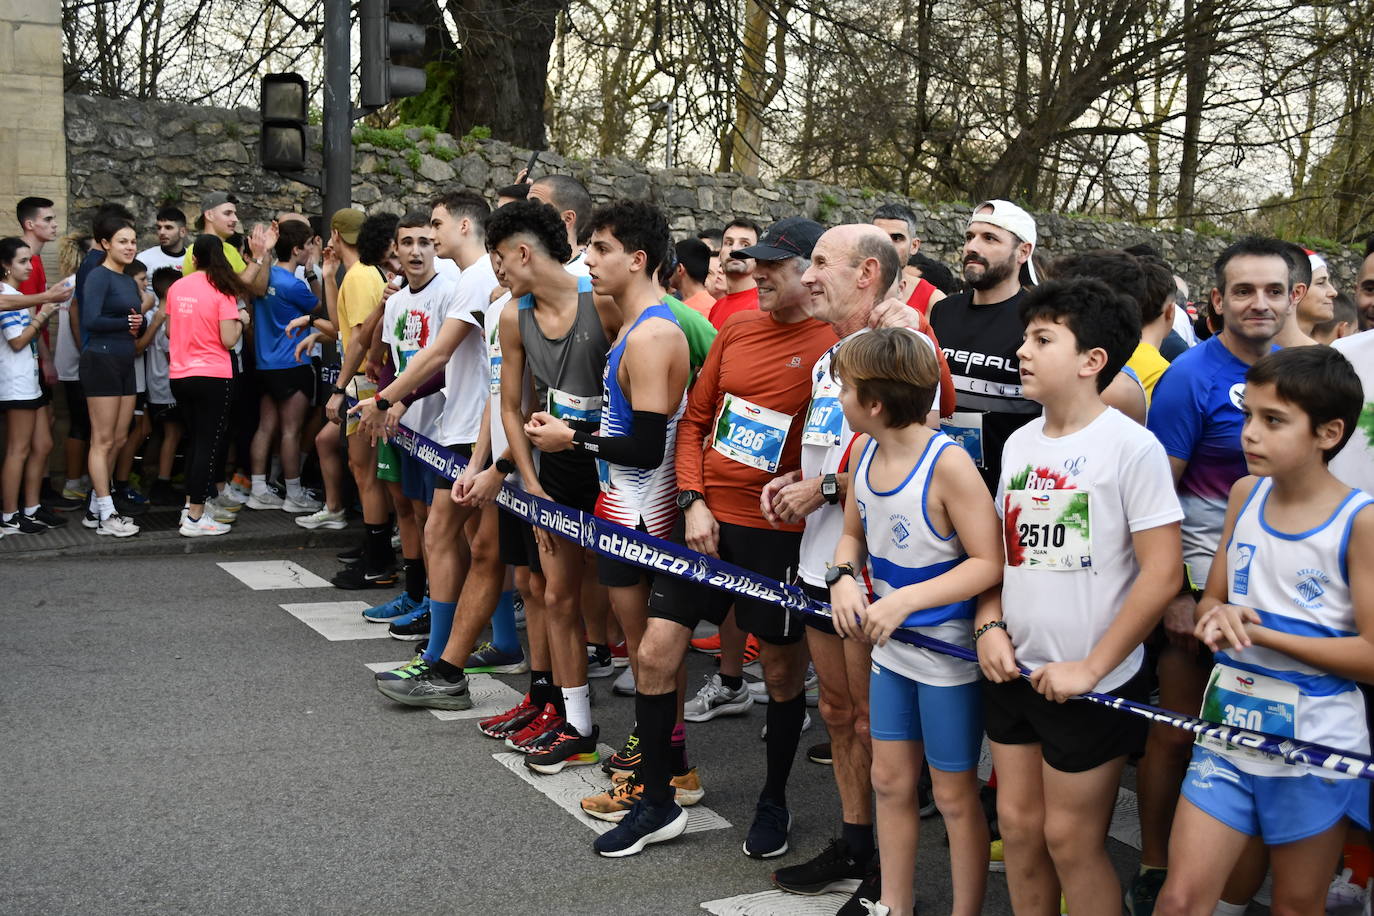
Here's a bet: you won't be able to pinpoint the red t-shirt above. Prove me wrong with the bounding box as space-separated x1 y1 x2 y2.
906 277 938 314
167 272 238 379
708 287 759 330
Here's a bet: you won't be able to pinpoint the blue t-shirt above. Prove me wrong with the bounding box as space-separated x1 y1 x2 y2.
253 265 318 370
80 263 141 355
1146 334 1272 587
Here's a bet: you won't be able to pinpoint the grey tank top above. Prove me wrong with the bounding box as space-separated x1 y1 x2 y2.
517 286 610 430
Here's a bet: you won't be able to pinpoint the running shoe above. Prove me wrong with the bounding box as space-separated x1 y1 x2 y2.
525 723 599 774
1 514 45 535
748 664 820 706
608 767 705 805
807 742 833 765
743 797 792 859
95 514 140 537
46 492 84 511
373 654 427 682
834 871 885 916
61 483 91 503
296 506 347 529
113 488 149 516
684 673 753 722
464 642 530 674
504 703 563 752
612 665 636 697
246 489 285 510
362 592 423 623
1124 866 1166 913
374 667 472 710
387 608 431 641
81 511 99 529
583 769 705 822
587 643 615 679
27 506 68 529
610 640 629 668
594 798 687 858
601 731 642 776
740 634 761 665
513 590 526 629
772 837 870 895
689 632 722 655
331 564 398 590
988 838 1006 873
480 694 540 739
282 492 323 513
179 514 231 537
1326 868 1366 912
210 491 243 512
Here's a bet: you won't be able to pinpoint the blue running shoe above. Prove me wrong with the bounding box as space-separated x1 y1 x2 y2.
594 798 687 858
744 797 792 859
464 641 530 674
362 592 423 623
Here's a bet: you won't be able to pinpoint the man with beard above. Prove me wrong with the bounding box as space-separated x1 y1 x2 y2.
928 201 1040 493
1357 235 1374 330
708 219 762 329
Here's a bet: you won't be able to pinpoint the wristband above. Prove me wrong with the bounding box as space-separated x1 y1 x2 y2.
973 620 1008 642
495 457 517 475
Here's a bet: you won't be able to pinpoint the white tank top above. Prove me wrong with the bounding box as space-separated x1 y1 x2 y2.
854 433 979 687
1205 478 1373 776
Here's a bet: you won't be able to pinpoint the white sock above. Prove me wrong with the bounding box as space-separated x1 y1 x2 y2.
1212 901 1247 916
97 495 115 520
3 512 14 523
64 478 81 491
251 474 268 495
562 684 592 735
286 478 304 499
25 505 39 516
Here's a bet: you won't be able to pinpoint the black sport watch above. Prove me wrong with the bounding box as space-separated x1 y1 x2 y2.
494 457 517 475
820 474 840 504
374 396 392 411
676 489 705 511
825 562 857 586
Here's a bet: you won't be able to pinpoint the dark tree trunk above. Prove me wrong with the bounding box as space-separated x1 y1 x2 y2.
446 0 562 149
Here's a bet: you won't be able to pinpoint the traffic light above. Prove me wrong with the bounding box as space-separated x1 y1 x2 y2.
260 73 308 172
359 0 427 109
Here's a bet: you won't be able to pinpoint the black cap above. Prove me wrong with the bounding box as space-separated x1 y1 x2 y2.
731 217 825 261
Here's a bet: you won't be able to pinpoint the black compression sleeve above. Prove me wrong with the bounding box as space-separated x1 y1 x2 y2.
572 410 667 469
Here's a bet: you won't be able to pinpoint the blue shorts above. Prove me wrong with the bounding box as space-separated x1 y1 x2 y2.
399 451 435 505
868 662 983 772
1182 746 1371 845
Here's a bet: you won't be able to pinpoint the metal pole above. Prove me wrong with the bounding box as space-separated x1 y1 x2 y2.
323 0 352 219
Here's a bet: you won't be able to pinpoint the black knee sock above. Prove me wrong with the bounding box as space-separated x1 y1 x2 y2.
842 820 875 865
529 670 553 708
550 682 566 718
636 689 678 805
429 657 465 682
403 556 426 601
719 673 744 691
761 690 806 806
364 523 392 572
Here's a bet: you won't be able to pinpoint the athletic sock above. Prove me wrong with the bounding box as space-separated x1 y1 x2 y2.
24 505 40 517
251 474 268 495
403 557 426 602
423 599 457 664
1212 902 1247 916
429 657 465 682
114 478 128 493
842 821 875 865
636 689 677 805
551 682 566 718
285 477 304 500
562 684 591 735
2 513 14 523
96 495 115 520
761 690 806 806
364 522 392 571
719 673 744 691
490 589 521 654
670 722 689 775
529 670 554 708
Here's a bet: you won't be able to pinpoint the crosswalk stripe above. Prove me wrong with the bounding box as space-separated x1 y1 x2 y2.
218 560 331 590
700 890 852 915
279 601 386 640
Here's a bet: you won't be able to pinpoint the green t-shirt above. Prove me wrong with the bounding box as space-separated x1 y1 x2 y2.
663 294 717 375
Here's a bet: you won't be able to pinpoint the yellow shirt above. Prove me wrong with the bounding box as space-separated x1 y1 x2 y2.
1127 341 1169 407
337 261 385 357
182 237 247 274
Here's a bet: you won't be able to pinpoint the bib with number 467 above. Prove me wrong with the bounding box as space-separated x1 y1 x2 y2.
1004 488 1092 570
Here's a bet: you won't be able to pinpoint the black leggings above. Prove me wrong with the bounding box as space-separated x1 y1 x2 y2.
170 376 233 505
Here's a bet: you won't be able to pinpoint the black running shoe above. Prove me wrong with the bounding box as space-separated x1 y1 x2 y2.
45 492 84 511
1 513 45 535
807 741 833 765
835 870 883 916
525 723 599 774
743 797 791 859
602 730 642 776
336 543 364 563
331 564 398 590
772 837 869 895
387 610 431 641
112 492 148 517
28 505 69 529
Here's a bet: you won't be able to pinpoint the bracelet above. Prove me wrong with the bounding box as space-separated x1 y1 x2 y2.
973 620 1007 642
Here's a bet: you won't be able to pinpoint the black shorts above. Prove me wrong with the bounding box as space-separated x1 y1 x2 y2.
983 664 1151 773
149 401 182 424
498 506 542 574
62 381 90 440
538 450 599 513
648 518 805 645
259 364 315 403
79 348 136 398
0 394 47 411
598 521 654 588
314 359 340 408
428 443 473 490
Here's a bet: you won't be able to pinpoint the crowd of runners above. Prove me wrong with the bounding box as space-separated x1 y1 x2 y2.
4 171 1374 916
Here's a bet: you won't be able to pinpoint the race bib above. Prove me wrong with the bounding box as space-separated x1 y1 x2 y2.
1197 663 1299 763
547 387 603 425
1004 488 1091 570
802 395 843 447
488 334 502 396
941 411 984 468
712 394 792 473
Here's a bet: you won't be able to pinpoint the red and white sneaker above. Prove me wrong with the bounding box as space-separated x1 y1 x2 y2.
689 633 722 655
610 640 630 668
479 693 539 739
504 703 564 753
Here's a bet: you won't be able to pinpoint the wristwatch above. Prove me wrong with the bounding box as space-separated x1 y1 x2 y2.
495 457 517 475
330 385 347 396
820 473 840 504
825 562 857 586
374 396 392 411
676 489 705 511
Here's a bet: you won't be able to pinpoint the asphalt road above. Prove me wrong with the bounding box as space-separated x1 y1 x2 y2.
3 546 1148 916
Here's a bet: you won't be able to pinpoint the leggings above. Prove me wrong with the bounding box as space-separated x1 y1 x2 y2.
170 376 233 505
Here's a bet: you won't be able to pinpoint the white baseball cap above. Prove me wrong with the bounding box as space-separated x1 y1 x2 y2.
969 199 1038 283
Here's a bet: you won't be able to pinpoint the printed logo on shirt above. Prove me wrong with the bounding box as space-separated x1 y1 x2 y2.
1293 567 1330 609
788 356 801 368
891 514 911 549
1232 543 1257 596
1228 382 1246 411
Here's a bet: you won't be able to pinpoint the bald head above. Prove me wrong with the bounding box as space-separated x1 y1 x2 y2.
802 224 903 327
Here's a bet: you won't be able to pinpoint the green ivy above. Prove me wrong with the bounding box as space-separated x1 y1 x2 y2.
429 144 457 163
394 61 459 130
405 149 422 173
352 125 415 151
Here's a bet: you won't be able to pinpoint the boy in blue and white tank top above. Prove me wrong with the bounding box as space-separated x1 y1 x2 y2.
1160 346 1374 914
827 329 1005 916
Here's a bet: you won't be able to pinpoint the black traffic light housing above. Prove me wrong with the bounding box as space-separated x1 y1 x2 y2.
359 0 427 109
260 73 309 172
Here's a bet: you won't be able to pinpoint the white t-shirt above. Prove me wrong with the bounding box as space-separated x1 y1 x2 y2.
54 301 80 381
1332 330 1374 493
0 284 41 401
435 257 460 280
436 256 495 446
136 246 186 291
798 326 940 586
382 273 453 441
996 407 1183 692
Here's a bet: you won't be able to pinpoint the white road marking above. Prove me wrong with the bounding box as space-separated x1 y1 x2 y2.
364 663 523 720
218 560 331 590
279 601 385 640
493 744 731 836
700 891 853 915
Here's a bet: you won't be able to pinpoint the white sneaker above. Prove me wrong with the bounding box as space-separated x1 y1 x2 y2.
282 493 323 513
208 502 238 523
684 673 754 722
295 506 347 529
613 665 636 696
1327 868 1367 912
180 513 232 537
246 489 285 510
218 486 249 507
747 664 821 706
96 514 140 537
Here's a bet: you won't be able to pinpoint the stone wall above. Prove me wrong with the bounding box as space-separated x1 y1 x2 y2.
65 93 1363 293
